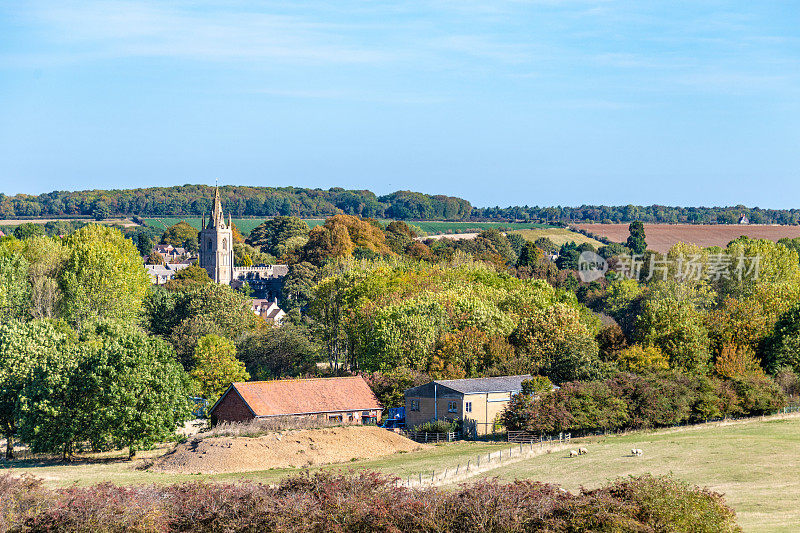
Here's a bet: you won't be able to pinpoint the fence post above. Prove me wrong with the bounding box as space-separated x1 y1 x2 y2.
419 473 422 485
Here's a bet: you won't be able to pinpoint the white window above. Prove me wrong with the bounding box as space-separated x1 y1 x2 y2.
465 401 472 413
448 401 458 413
410 399 420 411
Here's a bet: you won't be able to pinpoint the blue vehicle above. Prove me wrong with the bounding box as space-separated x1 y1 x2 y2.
381 407 405 429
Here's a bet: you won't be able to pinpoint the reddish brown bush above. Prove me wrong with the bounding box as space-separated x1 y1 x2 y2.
0 471 739 532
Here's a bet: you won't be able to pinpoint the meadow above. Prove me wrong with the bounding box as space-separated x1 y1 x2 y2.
142 217 553 236
483 415 800 532
4 414 799 531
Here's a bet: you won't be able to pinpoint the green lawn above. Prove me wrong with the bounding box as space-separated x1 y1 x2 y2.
479 415 800 532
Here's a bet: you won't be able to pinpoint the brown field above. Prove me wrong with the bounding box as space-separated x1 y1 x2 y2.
574 223 800 253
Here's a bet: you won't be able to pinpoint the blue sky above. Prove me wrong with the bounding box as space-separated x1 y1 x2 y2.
0 1 798 208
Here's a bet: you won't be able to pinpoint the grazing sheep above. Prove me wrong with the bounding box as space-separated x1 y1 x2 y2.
578 447 588 455
569 450 579 457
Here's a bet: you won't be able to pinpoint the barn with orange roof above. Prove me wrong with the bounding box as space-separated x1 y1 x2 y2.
209 376 382 426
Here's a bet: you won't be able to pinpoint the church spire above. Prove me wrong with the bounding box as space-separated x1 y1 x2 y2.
211 186 224 228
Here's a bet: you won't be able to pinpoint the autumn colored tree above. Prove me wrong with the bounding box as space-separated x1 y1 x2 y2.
246 216 310 258
160 221 198 247
59 225 151 327
23 236 69 320
190 334 249 403
616 345 669 373
301 215 392 264
714 343 764 379
146 251 165 265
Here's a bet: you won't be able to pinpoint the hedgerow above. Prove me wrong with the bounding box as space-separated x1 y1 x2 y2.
0 471 739 532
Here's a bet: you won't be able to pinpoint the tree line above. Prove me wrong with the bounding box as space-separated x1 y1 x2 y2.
0 186 472 221
3 184 799 224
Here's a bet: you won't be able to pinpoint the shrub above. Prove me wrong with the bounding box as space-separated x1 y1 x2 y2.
504 371 787 434
0 472 740 532
411 419 458 434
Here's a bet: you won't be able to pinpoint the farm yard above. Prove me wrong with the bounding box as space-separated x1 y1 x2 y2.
574 223 800 253
3 414 799 531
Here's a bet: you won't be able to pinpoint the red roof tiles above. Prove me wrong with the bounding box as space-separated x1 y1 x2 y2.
218 376 381 418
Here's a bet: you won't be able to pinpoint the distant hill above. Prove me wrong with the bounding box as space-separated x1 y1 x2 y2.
1 184 798 225
0 185 472 221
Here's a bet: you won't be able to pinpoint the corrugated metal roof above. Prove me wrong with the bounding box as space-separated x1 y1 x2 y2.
432 375 533 394
217 376 382 417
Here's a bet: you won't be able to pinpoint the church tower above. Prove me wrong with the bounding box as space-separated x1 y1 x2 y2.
199 188 234 285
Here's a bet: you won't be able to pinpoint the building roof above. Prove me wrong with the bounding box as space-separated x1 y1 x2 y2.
211 376 382 418
407 375 533 397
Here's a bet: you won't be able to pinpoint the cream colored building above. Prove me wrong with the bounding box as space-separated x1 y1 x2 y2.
404 375 532 437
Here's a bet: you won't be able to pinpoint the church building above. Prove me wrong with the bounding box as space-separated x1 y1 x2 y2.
198 188 288 304
199 188 235 284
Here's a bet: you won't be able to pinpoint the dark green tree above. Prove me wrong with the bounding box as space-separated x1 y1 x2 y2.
13 223 45 241
237 325 320 379
246 216 310 257
626 221 647 254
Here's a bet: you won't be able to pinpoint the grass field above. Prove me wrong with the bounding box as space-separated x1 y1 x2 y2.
142 218 554 236
480 415 800 532
0 440 513 489
5 415 798 531
512 227 605 248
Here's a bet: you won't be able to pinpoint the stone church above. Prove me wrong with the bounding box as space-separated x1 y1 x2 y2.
199 188 288 301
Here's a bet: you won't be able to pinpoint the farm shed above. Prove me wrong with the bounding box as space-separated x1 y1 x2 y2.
404 375 532 437
209 376 382 426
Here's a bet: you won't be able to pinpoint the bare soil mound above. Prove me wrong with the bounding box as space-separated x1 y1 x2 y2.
152 426 425 474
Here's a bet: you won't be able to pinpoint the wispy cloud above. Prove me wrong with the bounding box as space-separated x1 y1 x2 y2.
6 1 397 66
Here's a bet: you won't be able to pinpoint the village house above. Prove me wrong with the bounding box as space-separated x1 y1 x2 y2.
251 297 286 325
404 375 532 437
209 376 382 426
144 262 191 284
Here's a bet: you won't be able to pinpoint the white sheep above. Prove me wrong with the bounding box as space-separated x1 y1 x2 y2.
569 450 579 457
578 447 588 455
631 448 643 456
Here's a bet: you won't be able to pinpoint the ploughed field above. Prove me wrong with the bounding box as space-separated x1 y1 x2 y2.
575 223 800 253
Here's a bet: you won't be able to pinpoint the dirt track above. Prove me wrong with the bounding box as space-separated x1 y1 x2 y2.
152 426 425 474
